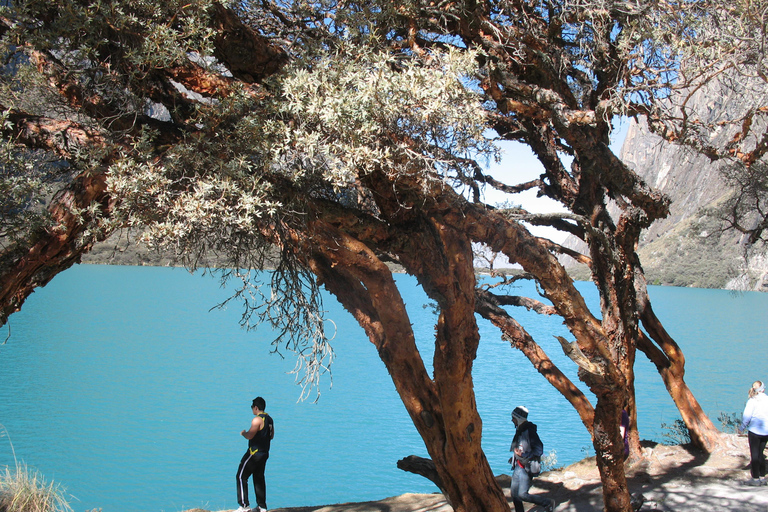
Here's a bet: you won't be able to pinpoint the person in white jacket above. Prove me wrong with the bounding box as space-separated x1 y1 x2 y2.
739 381 768 486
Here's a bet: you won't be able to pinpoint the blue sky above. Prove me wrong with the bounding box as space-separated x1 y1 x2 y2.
482 118 631 244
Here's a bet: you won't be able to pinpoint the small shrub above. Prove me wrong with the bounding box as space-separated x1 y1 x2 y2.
0 463 73 512
660 418 691 446
718 412 742 433
541 449 560 472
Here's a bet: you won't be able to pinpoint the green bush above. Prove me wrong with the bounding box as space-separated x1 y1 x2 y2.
660 418 692 446
717 412 742 433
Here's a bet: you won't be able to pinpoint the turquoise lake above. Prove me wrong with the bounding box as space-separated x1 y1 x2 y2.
0 264 766 512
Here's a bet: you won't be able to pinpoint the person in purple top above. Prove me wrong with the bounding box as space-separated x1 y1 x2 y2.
739 381 768 486
620 409 630 460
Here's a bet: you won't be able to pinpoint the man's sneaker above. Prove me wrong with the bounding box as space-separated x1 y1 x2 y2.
545 498 556 512
234 506 251 512
745 478 763 486
254 508 268 512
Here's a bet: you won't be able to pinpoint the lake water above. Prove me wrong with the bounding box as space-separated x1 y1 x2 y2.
0 265 766 512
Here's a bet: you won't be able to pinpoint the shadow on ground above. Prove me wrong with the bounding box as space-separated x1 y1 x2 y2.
194 434 764 512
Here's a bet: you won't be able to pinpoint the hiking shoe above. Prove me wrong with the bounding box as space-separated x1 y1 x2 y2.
745 478 763 486
234 506 251 512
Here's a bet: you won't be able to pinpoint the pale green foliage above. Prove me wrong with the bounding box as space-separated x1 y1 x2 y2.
108 157 281 247
717 412 742 434
621 0 768 107
5 0 220 121
541 449 560 472
665 0 767 75
660 418 691 446
105 44 494 400
278 46 495 187
108 45 495 254
16 0 217 63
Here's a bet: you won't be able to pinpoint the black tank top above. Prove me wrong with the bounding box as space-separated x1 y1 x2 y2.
248 413 273 454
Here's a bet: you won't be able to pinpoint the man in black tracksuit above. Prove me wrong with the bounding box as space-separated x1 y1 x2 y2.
509 406 555 512
236 396 274 512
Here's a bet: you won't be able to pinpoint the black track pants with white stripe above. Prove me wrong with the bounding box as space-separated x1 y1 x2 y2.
236 450 269 509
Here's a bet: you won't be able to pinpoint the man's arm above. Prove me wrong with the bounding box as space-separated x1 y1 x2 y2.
241 416 264 439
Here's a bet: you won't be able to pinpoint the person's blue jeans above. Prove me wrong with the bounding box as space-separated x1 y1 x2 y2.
511 464 550 512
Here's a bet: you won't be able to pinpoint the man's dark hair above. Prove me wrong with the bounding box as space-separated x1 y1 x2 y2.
252 396 266 410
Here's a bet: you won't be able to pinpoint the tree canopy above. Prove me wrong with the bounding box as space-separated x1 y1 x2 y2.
1 1 766 511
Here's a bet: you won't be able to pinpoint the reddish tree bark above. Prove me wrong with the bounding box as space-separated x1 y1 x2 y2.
297 220 509 512
0 4 736 512
635 275 723 451
0 171 111 325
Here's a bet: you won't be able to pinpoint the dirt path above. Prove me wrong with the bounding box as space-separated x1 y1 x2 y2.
534 433 767 511
199 434 764 512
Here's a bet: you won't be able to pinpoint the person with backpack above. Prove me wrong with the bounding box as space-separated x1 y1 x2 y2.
509 406 555 512
235 396 274 512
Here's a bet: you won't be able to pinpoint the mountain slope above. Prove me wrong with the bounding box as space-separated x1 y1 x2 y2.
563 112 768 291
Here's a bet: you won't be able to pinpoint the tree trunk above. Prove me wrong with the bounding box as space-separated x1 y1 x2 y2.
634 274 723 451
303 220 509 512
593 397 632 512
457 202 639 511
636 326 722 451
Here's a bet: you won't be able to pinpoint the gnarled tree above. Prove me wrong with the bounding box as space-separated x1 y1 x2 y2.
2 1 766 512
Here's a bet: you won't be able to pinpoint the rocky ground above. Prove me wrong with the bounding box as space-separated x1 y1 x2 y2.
533 433 767 511
188 434 765 512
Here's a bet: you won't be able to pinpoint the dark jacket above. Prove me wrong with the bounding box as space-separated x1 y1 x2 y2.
510 420 543 470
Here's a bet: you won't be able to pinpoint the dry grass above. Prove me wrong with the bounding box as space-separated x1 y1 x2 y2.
0 425 72 512
0 463 73 512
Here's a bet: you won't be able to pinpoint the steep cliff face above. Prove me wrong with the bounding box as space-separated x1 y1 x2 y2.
622 117 768 291
563 110 768 291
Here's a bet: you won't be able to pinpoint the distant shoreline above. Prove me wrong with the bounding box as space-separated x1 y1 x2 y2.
81 237 766 292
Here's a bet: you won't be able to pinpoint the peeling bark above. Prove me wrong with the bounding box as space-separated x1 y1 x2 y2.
297 220 508 512
0 4 740 512
0 172 112 325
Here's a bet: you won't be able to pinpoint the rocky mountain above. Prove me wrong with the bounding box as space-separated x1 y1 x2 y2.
625 116 768 290
563 111 768 292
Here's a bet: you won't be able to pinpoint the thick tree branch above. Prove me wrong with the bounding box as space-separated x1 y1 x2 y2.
209 2 288 83
0 171 113 325
1 105 106 157
475 288 595 432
